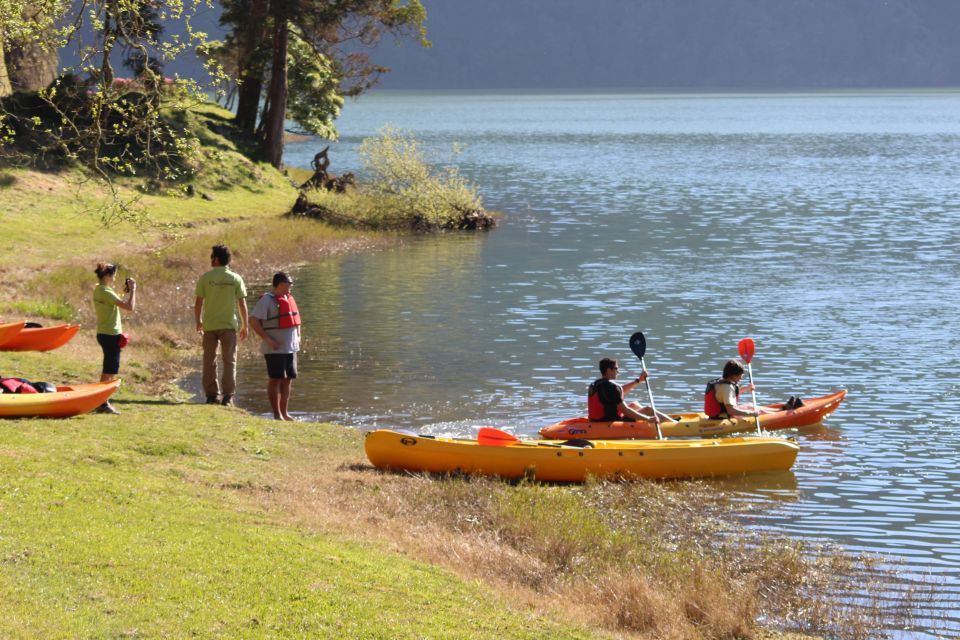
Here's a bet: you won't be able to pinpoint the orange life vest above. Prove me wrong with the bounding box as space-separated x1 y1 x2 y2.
265 293 301 329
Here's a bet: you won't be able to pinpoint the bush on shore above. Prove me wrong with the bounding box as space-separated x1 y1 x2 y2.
290 127 496 231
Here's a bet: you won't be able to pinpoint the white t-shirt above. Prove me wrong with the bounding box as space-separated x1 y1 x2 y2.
715 382 738 411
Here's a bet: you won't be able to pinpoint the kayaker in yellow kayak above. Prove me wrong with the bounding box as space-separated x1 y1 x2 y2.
704 359 777 419
588 358 674 424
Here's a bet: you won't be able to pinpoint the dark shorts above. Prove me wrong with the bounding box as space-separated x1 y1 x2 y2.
264 353 297 379
97 333 122 375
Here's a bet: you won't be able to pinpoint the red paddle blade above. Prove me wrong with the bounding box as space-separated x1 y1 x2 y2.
738 338 756 364
477 427 520 446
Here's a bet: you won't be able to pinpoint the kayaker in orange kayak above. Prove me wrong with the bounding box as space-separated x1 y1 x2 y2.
588 358 673 424
704 359 777 419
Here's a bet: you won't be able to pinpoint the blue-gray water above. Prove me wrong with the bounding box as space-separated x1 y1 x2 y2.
238 91 960 634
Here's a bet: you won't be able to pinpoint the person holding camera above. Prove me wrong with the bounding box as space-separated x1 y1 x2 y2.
92 263 136 415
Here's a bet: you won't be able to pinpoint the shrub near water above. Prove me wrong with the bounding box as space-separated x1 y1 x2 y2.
294 127 495 230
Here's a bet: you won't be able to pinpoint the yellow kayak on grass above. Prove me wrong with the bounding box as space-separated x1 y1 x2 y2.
0 380 121 418
365 429 799 482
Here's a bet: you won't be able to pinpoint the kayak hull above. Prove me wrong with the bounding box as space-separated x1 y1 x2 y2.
0 321 26 347
0 324 81 352
539 390 847 440
0 380 121 418
364 429 799 482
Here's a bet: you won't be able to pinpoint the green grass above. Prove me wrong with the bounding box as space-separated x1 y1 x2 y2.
0 163 299 271
0 299 78 321
0 400 601 639
0 102 605 639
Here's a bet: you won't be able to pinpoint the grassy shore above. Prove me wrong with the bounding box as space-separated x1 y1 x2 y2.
0 388 602 638
0 116 921 637
0 162 609 638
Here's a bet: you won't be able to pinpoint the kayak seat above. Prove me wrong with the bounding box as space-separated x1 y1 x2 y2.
562 439 595 449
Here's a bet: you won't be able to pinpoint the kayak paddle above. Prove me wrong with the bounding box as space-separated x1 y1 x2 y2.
628 331 663 439
737 337 763 435
477 427 520 446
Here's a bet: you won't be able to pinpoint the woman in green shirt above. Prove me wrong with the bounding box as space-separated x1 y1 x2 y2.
92 263 137 414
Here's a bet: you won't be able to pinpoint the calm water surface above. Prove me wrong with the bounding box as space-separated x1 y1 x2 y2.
238 91 960 633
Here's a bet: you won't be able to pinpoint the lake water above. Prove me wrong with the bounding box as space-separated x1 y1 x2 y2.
239 91 960 634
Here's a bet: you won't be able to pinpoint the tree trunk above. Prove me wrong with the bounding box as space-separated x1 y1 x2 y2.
6 6 58 92
234 0 269 135
260 0 289 168
0 36 12 97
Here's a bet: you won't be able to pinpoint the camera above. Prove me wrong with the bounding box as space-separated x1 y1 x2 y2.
124 277 133 293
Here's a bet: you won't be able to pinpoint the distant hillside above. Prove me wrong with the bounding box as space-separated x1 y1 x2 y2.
371 0 960 89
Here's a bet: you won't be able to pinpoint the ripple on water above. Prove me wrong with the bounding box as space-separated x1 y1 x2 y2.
263 92 960 634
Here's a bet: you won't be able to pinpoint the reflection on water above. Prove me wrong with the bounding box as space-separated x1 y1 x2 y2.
235 91 960 634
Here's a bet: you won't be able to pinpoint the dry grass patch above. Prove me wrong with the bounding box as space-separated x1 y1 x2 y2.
0 216 395 334
235 445 934 640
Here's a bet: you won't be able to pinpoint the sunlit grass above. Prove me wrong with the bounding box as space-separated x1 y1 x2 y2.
0 401 601 639
269 461 942 639
0 299 77 321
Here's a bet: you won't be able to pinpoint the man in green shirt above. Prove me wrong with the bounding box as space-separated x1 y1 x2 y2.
195 244 248 406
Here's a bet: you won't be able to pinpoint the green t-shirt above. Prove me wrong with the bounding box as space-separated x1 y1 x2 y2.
195 266 247 331
93 284 123 335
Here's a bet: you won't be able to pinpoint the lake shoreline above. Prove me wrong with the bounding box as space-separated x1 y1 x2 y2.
1 157 877 638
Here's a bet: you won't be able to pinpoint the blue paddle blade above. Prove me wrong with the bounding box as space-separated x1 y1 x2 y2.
629 332 646 359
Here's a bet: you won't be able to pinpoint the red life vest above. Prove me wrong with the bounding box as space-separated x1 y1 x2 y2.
0 378 38 394
265 293 301 329
587 379 624 421
704 378 739 418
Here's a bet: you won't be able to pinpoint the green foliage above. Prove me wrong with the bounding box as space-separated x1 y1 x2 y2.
286 31 343 139
0 1 67 47
218 0 430 165
1 0 229 225
1 298 77 321
293 128 493 231
350 126 488 228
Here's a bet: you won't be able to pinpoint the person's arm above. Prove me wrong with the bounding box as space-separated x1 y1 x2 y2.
726 404 758 418
194 297 204 334
237 297 249 340
115 280 136 312
249 316 281 351
718 384 757 418
620 370 648 395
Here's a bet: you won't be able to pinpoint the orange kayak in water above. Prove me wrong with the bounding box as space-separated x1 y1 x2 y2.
365 429 799 481
0 379 121 418
539 390 847 440
0 321 26 346
0 324 80 352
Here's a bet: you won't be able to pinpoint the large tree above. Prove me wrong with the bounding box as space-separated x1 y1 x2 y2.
1 0 228 223
0 36 11 97
220 0 428 168
4 4 58 92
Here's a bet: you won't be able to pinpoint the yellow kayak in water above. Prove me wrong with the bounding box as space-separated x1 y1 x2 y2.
364 429 799 482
